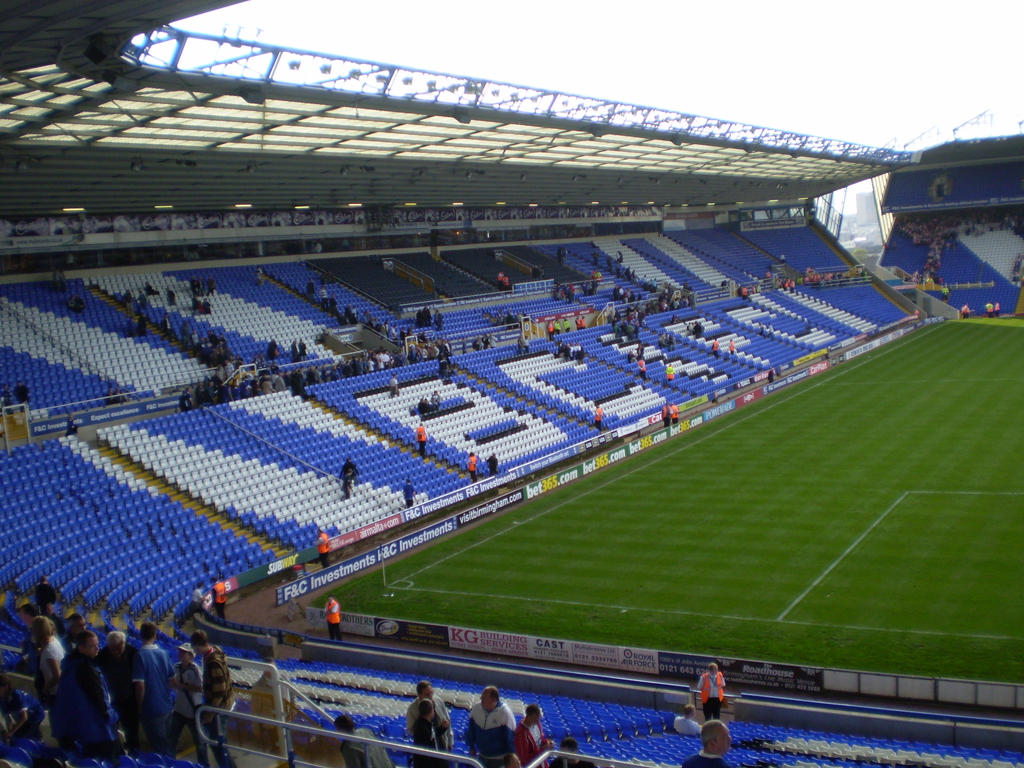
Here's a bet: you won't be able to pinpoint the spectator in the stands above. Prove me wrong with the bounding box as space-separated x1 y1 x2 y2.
334 714 395 768
465 686 516 768
16 603 39 678
681 720 731 768
13 381 28 405
97 630 140 752
549 736 595 768
514 703 552 768
341 457 358 499
32 615 64 707
52 630 121 760
673 704 701 736
34 576 56 611
133 621 175 755
411 700 449 768
0 671 45 741
64 613 87 652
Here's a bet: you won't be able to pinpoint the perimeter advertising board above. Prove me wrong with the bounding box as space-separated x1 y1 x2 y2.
657 652 823 693
30 394 179 436
275 488 526 605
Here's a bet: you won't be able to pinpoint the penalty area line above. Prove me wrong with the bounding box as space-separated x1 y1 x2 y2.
390 583 1019 642
776 490 909 621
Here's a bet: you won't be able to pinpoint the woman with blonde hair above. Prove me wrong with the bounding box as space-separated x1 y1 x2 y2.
31 615 64 707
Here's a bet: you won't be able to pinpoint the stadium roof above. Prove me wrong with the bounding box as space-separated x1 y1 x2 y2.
0 1 914 218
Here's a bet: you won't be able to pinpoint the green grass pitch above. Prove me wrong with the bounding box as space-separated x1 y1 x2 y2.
328 321 1024 683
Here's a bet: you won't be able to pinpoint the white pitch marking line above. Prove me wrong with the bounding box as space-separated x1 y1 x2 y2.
776 491 909 621
390 583 1019 642
774 487 1024 621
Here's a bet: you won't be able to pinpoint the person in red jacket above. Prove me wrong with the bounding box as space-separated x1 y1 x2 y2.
514 704 552 768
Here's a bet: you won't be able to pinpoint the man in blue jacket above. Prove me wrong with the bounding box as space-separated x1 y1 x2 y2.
465 686 516 768
51 630 121 760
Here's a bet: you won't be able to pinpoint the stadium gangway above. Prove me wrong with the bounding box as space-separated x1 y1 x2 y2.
195 704 489 768
27 360 232 419
403 321 521 354
196 705 648 768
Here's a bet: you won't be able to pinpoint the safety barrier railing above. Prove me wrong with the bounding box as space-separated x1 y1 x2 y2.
195 705 489 768
205 405 337 484
195 704 648 768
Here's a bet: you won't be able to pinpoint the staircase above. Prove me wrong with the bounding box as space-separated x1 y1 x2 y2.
96 443 288 558
88 284 191 356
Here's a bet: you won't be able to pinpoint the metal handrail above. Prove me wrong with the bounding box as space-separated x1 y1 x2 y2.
205 407 337 484
195 705 487 768
526 749 657 768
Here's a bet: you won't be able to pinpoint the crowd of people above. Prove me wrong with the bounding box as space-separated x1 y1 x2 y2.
7 579 236 767
329 679 731 768
6 568 732 768
897 207 1024 285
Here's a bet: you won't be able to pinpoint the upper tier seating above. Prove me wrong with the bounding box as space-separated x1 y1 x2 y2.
533 242 645 300
883 161 1024 212
593 236 677 288
645 233 733 287
620 237 717 291
441 248 522 289
502 245 591 286
266 261 402 331
310 255 435 309
663 229 769 283
391 252 494 298
96 267 337 363
742 227 847 272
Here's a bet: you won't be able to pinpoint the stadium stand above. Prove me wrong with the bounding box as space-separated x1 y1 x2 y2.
741 227 848 272
882 218 1021 314
0 438 273 620
663 230 769 285
94 267 338 364
310 255 436 309
0 281 206 414
4 6 1021 767
882 161 1024 213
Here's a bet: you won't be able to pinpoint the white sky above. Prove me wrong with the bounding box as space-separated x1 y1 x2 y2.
175 0 1024 150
